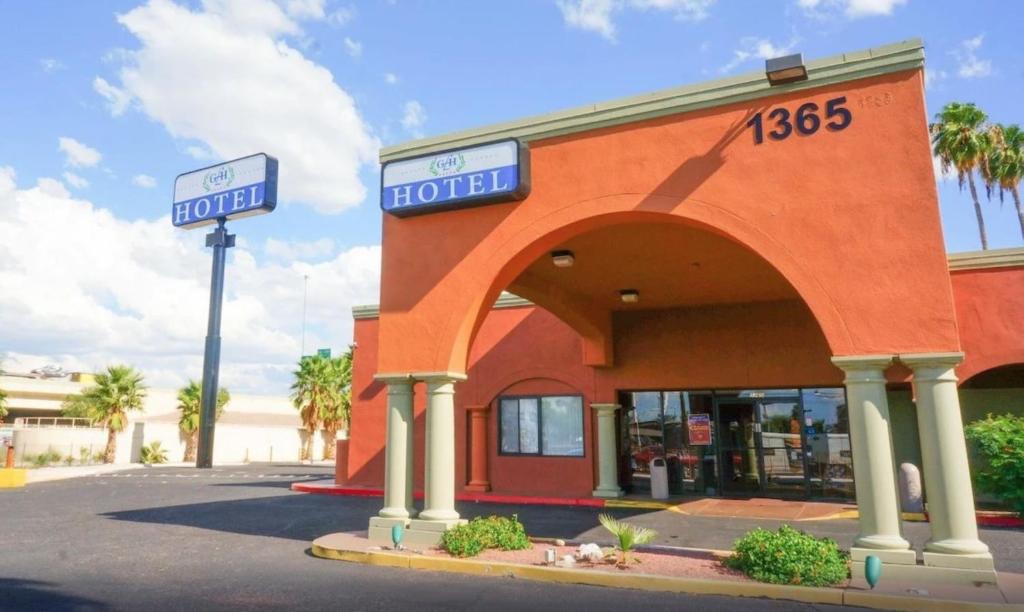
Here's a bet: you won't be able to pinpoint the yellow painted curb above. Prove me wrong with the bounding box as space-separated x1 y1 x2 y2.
0 469 27 488
310 534 1017 610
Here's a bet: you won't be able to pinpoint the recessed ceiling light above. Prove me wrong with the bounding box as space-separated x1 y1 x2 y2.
619 289 639 304
551 250 575 268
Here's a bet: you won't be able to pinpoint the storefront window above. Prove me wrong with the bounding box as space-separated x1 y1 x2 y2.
801 388 853 498
499 396 583 456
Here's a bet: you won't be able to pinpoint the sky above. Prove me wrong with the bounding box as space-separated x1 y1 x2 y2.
0 0 1021 395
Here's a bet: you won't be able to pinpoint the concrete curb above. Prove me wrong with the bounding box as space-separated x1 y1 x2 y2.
310 535 1017 611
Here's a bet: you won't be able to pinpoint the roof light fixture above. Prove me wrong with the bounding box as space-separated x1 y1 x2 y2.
765 53 808 86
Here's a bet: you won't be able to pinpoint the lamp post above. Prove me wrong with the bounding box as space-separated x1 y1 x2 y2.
301 273 309 358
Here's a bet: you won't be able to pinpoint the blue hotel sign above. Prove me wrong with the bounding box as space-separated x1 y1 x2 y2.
381 139 530 216
173 153 278 228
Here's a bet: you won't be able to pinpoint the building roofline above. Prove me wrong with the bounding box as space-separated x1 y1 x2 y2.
353 247 1024 320
380 39 924 163
948 246 1024 271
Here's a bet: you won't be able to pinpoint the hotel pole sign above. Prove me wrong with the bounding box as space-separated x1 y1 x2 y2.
381 139 530 216
171 153 279 469
173 153 279 228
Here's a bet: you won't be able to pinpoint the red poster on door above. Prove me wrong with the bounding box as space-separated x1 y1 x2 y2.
688 413 712 446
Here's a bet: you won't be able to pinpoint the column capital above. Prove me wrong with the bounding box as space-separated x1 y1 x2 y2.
374 372 415 384
831 354 895 372
591 403 621 415
414 371 468 383
899 352 964 369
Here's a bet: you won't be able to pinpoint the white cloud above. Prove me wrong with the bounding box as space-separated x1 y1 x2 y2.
384 72 398 84
58 137 103 168
720 36 799 73
343 36 363 58
797 0 906 18
924 68 947 89
40 58 65 73
95 0 379 215
93 77 132 116
185 145 214 160
401 100 426 136
265 237 335 260
328 4 356 26
284 0 326 19
953 34 992 79
0 167 381 394
62 172 90 189
132 174 158 188
557 0 714 42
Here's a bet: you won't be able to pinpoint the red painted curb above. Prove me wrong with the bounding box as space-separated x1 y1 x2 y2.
291 482 606 508
977 515 1024 528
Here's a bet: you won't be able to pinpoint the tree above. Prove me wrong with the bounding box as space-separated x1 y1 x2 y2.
291 355 331 461
177 380 231 463
0 387 7 421
930 102 993 250
319 347 353 460
75 365 147 463
984 124 1024 240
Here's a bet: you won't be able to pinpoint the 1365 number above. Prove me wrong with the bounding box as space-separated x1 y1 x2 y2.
746 96 852 144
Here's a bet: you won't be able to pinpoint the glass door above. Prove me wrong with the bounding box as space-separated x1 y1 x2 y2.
755 392 808 498
715 398 762 496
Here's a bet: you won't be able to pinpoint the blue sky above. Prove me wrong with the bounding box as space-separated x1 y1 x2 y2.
0 0 1021 393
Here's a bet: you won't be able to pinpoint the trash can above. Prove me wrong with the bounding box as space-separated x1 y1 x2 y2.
650 457 669 500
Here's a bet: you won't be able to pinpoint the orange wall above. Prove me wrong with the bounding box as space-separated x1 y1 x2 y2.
377 68 960 376
951 266 1024 383
349 298 843 496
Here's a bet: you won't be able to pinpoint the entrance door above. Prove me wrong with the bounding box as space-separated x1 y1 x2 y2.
715 400 762 496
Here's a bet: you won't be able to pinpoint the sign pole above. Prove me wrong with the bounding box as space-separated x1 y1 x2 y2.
197 217 235 468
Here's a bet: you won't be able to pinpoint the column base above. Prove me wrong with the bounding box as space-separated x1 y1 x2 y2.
368 517 411 546
592 486 624 499
923 551 995 571
378 506 417 520
464 483 490 493
404 518 467 548
851 559 998 586
924 538 991 556
853 533 912 552
850 547 918 565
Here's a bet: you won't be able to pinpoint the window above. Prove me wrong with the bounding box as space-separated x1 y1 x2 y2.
499 395 584 457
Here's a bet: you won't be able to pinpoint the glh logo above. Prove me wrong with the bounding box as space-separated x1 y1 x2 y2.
202 166 236 192
428 153 465 177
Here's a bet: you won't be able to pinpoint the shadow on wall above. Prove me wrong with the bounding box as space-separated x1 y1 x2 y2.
0 578 109 612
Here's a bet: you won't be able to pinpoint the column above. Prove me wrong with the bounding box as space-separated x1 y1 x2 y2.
402 373 468 549
367 376 417 546
465 405 491 492
901 353 994 572
377 378 417 519
592 403 624 498
831 356 915 565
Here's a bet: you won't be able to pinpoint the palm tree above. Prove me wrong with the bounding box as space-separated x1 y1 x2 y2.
930 102 993 250
177 380 231 462
319 348 353 460
984 124 1024 240
291 355 332 461
79 365 147 463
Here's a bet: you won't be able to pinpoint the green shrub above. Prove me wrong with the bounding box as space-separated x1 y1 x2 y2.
966 413 1024 515
140 441 168 465
725 525 848 587
440 515 531 557
598 513 657 565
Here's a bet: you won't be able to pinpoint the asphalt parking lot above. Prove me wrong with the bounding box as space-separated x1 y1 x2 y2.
3 464 1021 611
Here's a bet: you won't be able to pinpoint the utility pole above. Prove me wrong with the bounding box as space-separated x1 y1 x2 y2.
301 273 309 358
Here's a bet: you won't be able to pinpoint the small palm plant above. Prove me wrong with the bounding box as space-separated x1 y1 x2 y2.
598 513 657 566
140 441 168 465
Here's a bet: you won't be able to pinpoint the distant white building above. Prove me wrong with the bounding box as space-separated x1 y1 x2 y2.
2 373 335 465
